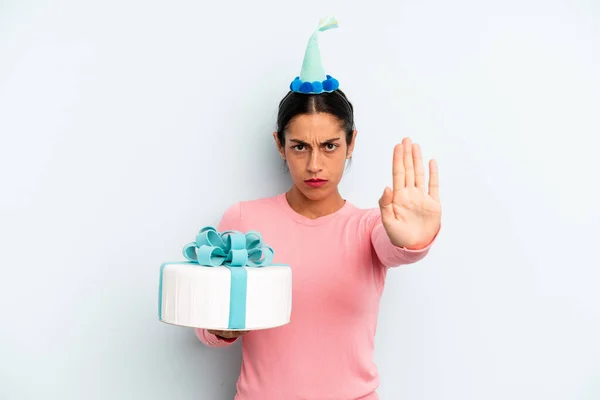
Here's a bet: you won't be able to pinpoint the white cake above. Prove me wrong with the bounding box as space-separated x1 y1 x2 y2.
159 262 292 330
158 226 292 331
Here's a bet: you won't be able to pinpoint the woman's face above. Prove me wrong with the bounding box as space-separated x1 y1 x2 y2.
273 112 356 202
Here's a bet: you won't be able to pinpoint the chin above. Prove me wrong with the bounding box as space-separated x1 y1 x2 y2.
295 183 337 202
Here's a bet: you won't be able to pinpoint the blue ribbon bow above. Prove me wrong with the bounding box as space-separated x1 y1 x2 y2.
180 226 275 329
182 226 274 268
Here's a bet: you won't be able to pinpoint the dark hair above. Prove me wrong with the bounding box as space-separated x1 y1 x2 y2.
276 89 355 151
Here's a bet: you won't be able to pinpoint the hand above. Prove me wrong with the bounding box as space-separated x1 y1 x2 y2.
207 329 248 340
378 137 441 250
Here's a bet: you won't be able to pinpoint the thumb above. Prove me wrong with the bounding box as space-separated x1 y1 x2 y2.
378 186 394 220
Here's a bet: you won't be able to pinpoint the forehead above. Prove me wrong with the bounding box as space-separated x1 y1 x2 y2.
286 113 343 140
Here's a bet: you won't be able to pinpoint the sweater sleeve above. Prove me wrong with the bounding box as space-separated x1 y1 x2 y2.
194 201 244 348
369 211 439 268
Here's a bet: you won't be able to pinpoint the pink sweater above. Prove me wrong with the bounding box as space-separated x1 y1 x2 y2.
196 193 436 399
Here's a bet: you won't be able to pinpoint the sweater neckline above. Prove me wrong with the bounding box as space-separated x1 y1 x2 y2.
276 192 354 226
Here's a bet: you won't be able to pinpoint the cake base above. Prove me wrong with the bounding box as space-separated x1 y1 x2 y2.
158 262 292 331
159 319 290 332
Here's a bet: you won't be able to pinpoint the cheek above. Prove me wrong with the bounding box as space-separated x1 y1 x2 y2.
321 151 347 176
284 153 303 172
329 148 348 162
330 155 347 174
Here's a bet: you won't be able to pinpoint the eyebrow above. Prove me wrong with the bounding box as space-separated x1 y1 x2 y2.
289 137 341 144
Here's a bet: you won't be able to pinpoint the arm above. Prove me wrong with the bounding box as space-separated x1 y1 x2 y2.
374 137 442 268
195 202 244 348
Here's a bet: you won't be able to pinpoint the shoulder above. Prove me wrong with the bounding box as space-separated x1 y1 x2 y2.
218 193 283 231
343 201 382 232
227 193 282 217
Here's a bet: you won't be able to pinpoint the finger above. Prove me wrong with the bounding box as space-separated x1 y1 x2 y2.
403 137 415 187
209 330 240 339
392 144 405 192
428 159 440 201
413 143 425 189
378 186 395 220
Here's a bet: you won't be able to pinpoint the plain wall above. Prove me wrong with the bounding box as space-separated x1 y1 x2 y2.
1 0 599 399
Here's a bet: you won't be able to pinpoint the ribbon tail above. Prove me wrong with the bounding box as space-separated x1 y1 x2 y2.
227 267 248 329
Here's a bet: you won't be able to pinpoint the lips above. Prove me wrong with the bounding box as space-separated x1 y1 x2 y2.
304 178 328 188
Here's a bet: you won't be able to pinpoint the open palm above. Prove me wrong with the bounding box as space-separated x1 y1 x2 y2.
378 137 441 250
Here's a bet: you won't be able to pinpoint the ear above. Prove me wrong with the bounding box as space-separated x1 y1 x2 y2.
272 131 285 159
346 130 358 159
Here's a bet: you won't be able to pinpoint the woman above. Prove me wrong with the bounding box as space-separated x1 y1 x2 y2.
195 17 441 399
195 89 441 399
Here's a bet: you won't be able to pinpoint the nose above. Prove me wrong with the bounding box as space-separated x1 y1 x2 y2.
307 150 322 173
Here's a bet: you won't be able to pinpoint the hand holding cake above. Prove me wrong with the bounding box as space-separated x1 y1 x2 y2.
207 329 249 340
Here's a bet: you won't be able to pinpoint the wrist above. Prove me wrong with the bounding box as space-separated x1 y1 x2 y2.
399 227 441 250
403 241 429 250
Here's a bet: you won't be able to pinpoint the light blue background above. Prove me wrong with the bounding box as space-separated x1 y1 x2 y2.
1 0 599 399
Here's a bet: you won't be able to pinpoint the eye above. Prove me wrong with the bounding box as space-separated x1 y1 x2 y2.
324 143 338 151
292 144 306 151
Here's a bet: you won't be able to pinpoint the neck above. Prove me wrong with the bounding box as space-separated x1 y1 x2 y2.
285 185 346 219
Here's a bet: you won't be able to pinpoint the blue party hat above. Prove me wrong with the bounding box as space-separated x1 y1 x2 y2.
290 16 340 94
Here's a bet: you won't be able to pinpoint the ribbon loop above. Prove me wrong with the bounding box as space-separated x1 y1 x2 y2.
182 226 274 269
227 248 249 266
197 245 227 266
